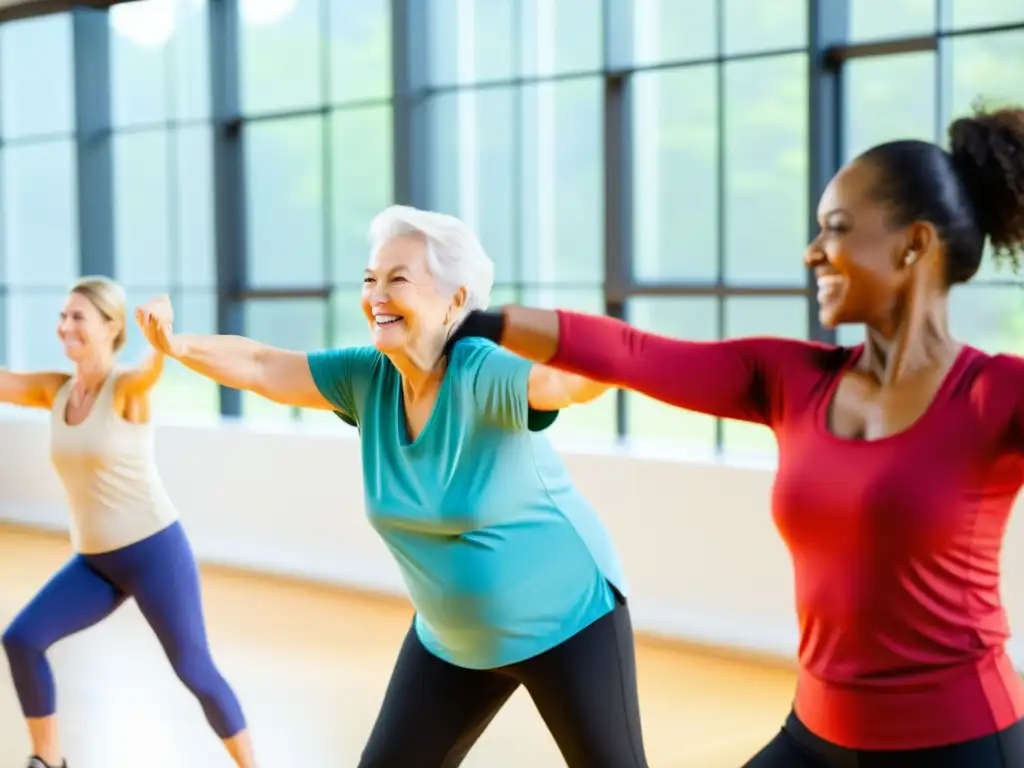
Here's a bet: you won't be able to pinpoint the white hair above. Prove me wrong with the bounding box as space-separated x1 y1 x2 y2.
368 205 495 313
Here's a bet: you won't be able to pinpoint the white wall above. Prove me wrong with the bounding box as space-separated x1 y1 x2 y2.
3 410 1024 668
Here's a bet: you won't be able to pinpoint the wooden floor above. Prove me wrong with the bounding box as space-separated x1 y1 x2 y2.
0 526 796 767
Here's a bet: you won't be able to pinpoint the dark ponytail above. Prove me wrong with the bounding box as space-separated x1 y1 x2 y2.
948 104 1024 275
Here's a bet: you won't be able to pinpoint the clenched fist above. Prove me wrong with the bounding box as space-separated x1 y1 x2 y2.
135 295 181 357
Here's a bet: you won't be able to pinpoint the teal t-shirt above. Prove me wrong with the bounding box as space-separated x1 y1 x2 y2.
307 338 625 669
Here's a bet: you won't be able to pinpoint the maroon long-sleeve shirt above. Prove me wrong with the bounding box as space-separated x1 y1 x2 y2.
550 309 1024 750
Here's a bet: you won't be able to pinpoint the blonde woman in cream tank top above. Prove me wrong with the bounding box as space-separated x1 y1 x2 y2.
0 277 258 768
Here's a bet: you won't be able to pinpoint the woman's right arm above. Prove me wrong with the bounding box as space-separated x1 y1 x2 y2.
0 370 69 409
451 306 813 424
170 333 336 410
136 295 339 411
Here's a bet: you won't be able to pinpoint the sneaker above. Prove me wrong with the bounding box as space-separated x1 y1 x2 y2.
27 758 66 768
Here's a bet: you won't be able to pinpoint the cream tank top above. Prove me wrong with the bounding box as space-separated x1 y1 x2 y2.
50 370 178 554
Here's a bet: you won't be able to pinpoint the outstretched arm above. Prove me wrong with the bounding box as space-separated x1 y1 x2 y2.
0 370 70 410
173 334 336 410
527 365 611 411
451 306 799 424
136 296 336 411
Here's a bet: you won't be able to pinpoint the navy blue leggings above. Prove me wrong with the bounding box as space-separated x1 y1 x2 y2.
1 522 246 739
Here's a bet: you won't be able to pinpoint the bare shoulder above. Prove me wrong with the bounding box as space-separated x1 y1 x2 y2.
34 372 73 408
112 369 155 424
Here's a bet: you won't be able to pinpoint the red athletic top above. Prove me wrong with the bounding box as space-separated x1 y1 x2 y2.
550 309 1024 751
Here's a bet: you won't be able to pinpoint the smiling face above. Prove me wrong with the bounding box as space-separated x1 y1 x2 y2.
362 233 465 358
57 291 119 363
805 160 927 331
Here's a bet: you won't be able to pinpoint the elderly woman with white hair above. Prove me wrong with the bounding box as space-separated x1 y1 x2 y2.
134 205 649 767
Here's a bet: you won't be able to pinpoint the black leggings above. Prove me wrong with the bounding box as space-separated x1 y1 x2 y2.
358 592 648 767
744 710 1024 768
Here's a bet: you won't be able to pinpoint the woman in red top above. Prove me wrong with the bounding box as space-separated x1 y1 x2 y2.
443 104 1024 766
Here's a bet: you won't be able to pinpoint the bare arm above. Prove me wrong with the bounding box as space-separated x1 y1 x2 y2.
172 333 336 410
115 350 166 399
527 365 611 411
135 295 335 410
0 370 70 410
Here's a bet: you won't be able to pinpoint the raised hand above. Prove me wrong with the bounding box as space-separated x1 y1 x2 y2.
135 295 180 357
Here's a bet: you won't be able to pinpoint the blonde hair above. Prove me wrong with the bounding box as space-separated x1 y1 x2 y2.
70 276 128 353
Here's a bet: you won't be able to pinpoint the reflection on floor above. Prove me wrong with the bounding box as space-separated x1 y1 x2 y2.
0 525 796 767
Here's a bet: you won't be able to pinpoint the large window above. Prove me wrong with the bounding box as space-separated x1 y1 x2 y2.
239 0 393 422
424 76 612 439
0 14 78 372
618 1 809 456
109 0 218 417
2 0 1023 456
421 3 611 441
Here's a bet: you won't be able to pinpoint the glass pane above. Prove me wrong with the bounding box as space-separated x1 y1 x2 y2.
721 297 807 456
946 31 1024 124
723 0 806 55
244 116 326 286
122 286 169 364
176 126 216 287
173 0 212 121
849 0 935 42
0 14 74 139
945 1 1024 31
843 51 937 163
242 298 328 421
519 78 603 284
426 0 515 86
153 289 220 418
724 54 808 285
109 0 171 127
950 285 1024 357
241 0 323 114
6 291 71 371
1 141 79 288
329 0 391 102
518 0 602 79
624 297 718 454
520 288 615 442
331 106 393 284
109 0 210 127
0 293 6 367
632 66 718 282
113 131 173 286
427 0 601 85
330 287 372 350
119 287 220 418
836 322 865 347
489 285 519 307
621 0 716 67
944 31 1024 283
427 88 517 284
